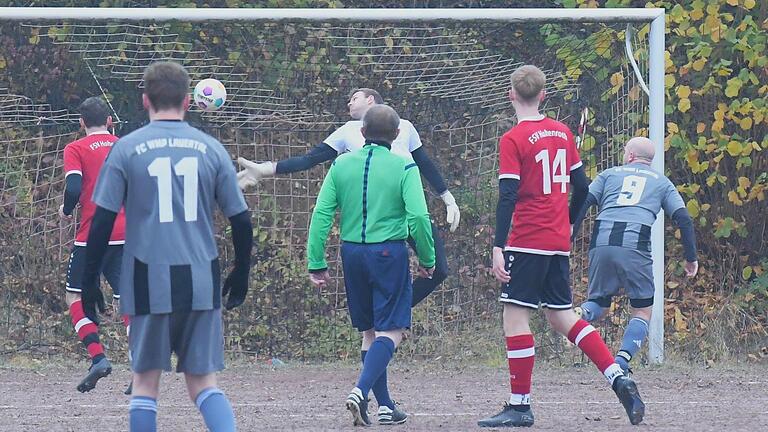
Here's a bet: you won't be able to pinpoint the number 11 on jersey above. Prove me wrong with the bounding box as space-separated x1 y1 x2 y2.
148 156 199 223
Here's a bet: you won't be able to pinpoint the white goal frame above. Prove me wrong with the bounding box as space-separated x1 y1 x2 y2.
0 7 667 363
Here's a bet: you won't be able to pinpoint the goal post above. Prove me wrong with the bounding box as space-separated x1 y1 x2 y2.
0 7 666 363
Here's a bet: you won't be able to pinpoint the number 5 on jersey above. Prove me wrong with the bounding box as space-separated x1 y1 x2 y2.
148 156 199 223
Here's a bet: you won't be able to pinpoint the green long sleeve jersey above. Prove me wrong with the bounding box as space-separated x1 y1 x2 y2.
307 143 435 271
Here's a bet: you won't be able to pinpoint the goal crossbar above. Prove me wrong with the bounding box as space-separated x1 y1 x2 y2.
0 7 664 22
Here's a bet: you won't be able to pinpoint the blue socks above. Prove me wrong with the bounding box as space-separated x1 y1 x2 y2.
130 388 235 432
616 317 649 372
356 337 395 398
361 350 395 409
580 301 606 322
129 397 157 432
196 387 236 432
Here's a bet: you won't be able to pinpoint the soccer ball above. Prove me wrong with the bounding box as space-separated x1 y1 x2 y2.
193 78 227 112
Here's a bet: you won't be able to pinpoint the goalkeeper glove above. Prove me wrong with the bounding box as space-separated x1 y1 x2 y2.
222 264 250 310
81 272 106 324
440 190 461 232
236 157 275 190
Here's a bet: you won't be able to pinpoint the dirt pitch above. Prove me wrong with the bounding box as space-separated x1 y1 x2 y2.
0 360 766 431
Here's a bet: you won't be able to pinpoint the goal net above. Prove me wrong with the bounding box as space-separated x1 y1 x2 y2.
0 8 663 363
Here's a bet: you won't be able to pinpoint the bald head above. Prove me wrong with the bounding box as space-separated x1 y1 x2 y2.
623 137 655 165
361 104 400 144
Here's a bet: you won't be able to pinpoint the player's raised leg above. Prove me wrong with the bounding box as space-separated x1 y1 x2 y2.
546 307 645 425
65 248 112 393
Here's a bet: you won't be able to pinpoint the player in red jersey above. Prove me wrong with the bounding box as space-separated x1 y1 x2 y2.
477 66 645 427
60 97 127 393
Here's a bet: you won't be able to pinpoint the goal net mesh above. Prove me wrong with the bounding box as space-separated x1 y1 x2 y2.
0 16 650 362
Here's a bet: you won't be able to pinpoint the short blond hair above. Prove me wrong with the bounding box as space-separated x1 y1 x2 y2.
510 65 546 102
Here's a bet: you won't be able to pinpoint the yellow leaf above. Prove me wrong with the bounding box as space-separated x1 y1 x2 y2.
712 120 724 132
696 122 706 133
676 86 691 98
726 141 742 156
678 98 691 113
0 56 5 70
667 122 679 133
744 0 755 9
726 0 738 5
692 58 706 71
674 308 688 332
665 74 676 87
743 292 755 302
738 177 751 189
687 199 700 218
728 191 743 206
701 203 711 211
740 117 753 130
610 72 624 88
690 8 704 21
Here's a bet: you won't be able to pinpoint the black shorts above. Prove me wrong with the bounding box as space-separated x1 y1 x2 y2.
499 251 572 309
65 245 123 299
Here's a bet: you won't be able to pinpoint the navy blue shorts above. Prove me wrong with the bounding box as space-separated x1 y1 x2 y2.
499 251 572 309
341 241 412 332
65 245 123 299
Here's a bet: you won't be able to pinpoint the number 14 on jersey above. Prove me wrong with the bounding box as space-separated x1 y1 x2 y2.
535 148 570 194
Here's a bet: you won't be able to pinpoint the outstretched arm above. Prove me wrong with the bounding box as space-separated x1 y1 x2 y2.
411 146 460 231
237 143 338 189
276 143 338 174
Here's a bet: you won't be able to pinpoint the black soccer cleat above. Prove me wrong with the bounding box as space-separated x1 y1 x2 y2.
77 357 112 393
345 387 371 426
378 404 408 425
477 403 534 428
124 379 133 395
613 375 645 425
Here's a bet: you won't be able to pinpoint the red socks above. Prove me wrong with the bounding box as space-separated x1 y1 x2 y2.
506 334 535 404
567 319 623 383
69 300 105 362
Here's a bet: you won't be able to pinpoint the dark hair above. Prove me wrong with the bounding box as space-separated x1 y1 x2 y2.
352 88 384 104
143 61 191 110
77 97 111 128
362 104 400 143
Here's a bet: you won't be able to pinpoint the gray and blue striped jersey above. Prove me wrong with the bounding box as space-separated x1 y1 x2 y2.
93 120 247 315
589 163 685 252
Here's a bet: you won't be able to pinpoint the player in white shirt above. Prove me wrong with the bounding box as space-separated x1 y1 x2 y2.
237 88 458 308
